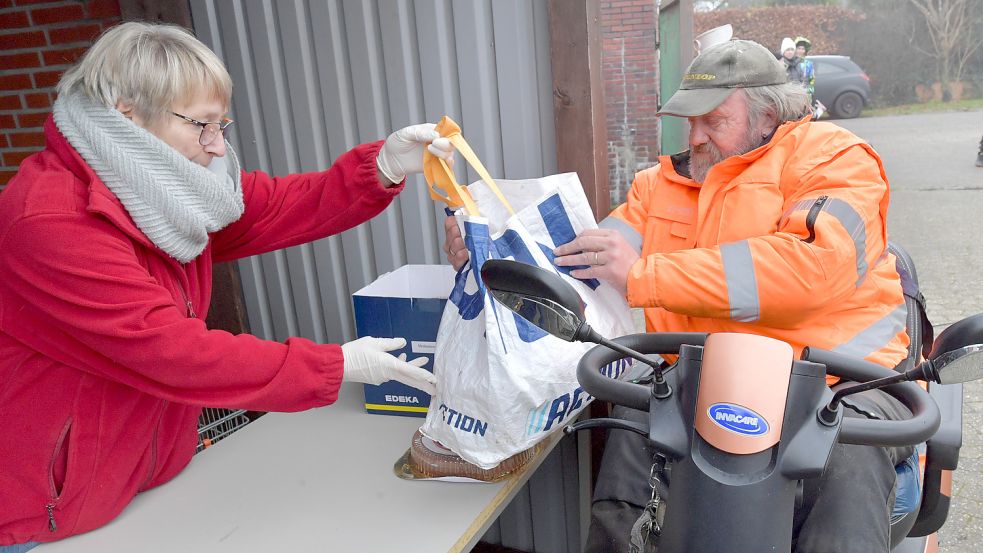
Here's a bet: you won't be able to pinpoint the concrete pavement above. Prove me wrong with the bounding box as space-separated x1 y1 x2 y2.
838 109 983 552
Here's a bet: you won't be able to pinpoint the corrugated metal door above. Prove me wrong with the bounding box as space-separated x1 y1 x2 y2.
190 0 557 344
188 1 582 552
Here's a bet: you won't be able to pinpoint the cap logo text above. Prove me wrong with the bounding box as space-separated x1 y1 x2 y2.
685 73 716 81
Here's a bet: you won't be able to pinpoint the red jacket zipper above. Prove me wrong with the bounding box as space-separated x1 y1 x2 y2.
46 417 73 532
168 261 196 319
138 403 167 491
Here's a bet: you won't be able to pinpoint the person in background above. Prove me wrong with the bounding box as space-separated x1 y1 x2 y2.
976 134 983 167
0 22 452 551
795 36 816 102
779 36 805 85
447 39 912 553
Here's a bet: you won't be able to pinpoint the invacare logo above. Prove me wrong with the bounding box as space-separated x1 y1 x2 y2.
526 357 634 436
708 403 769 436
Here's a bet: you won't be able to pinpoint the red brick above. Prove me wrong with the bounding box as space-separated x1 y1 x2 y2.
0 52 42 71
0 170 19 186
16 111 48 128
85 0 120 18
2 150 36 167
0 30 47 50
32 70 62 88
30 4 84 25
0 114 16 129
48 22 102 45
8 131 44 147
0 94 22 110
42 46 87 66
0 134 8 148
0 10 30 28
0 73 32 91
0 0 12 8
24 92 51 108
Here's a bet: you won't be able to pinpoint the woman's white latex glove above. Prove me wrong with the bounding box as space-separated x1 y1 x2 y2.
376 123 454 185
341 336 436 395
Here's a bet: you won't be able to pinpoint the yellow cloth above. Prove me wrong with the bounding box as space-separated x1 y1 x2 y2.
422 116 513 217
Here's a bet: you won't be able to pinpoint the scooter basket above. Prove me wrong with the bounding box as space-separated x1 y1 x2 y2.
196 407 251 453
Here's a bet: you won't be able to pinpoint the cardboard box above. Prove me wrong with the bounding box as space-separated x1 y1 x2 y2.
352 264 457 417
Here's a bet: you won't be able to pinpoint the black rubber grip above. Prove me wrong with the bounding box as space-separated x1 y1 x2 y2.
577 333 707 411
802 347 940 446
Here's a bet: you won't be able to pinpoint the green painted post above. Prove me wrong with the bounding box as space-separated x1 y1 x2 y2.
658 0 693 155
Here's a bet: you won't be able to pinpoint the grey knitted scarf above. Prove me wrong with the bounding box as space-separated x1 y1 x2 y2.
52 92 245 263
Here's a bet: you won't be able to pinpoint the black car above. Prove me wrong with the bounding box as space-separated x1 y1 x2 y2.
808 55 871 119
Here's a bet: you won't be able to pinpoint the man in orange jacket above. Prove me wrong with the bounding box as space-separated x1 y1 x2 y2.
446 39 913 553
555 39 911 553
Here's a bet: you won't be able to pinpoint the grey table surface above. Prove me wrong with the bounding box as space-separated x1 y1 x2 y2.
35 383 554 553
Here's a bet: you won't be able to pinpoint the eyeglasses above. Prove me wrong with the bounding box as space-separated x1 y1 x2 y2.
171 111 234 146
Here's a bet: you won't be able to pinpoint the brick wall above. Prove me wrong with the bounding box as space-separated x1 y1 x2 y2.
0 0 121 188
599 0 659 208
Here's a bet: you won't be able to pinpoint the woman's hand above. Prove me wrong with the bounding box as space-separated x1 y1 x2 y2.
553 229 639 297
341 337 436 395
443 216 469 270
376 123 453 187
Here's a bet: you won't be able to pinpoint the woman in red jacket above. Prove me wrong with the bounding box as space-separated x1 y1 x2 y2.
0 22 450 550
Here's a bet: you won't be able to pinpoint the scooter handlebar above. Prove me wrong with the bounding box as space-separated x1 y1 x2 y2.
577 333 707 411
802 347 941 446
578 335 940 448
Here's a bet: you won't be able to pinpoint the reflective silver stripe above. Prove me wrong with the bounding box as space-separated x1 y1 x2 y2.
824 198 869 287
783 197 869 287
720 240 760 322
833 304 907 359
779 198 815 228
599 216 642 254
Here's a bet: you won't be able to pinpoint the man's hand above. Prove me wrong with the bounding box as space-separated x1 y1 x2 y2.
553 229 640 297
376 123 454 187
341 337 436 395
443 216 469 270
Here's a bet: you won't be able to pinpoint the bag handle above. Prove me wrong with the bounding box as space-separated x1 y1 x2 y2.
423 116 514 217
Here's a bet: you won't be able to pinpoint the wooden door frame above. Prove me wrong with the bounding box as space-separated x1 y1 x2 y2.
548 0 610 221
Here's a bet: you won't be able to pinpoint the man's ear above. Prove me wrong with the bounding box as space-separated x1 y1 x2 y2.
757 108 779 138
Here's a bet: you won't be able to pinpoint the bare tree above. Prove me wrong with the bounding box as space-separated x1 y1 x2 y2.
906 0 983 100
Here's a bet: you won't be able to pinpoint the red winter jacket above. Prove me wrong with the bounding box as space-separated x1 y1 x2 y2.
0 118 402 545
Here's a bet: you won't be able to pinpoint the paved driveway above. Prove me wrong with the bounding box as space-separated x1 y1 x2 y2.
838 110 983 552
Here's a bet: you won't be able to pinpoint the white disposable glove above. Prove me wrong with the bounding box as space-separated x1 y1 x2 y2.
376 123 454 184
341 336 437 395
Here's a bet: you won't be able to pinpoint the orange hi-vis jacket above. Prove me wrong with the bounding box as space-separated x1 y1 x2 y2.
604 116 909 368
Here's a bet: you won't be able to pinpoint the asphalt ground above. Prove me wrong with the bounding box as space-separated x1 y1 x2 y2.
837 109 983 552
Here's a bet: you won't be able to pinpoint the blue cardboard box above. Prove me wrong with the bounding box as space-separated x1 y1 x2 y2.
352 264 457 417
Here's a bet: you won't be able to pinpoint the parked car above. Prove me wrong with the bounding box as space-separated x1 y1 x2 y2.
808 55 871 119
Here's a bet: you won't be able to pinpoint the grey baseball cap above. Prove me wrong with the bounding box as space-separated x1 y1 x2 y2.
658 39 787 117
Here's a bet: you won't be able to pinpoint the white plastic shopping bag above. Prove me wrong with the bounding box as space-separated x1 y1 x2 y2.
419 164 635 468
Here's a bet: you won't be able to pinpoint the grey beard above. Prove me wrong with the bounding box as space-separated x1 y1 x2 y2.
688 130 768 184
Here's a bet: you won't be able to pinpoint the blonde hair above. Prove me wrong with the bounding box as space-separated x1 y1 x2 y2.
58 22 232 127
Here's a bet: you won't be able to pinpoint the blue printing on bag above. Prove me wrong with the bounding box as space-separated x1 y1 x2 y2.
536 194 600 290
447 193 602 347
